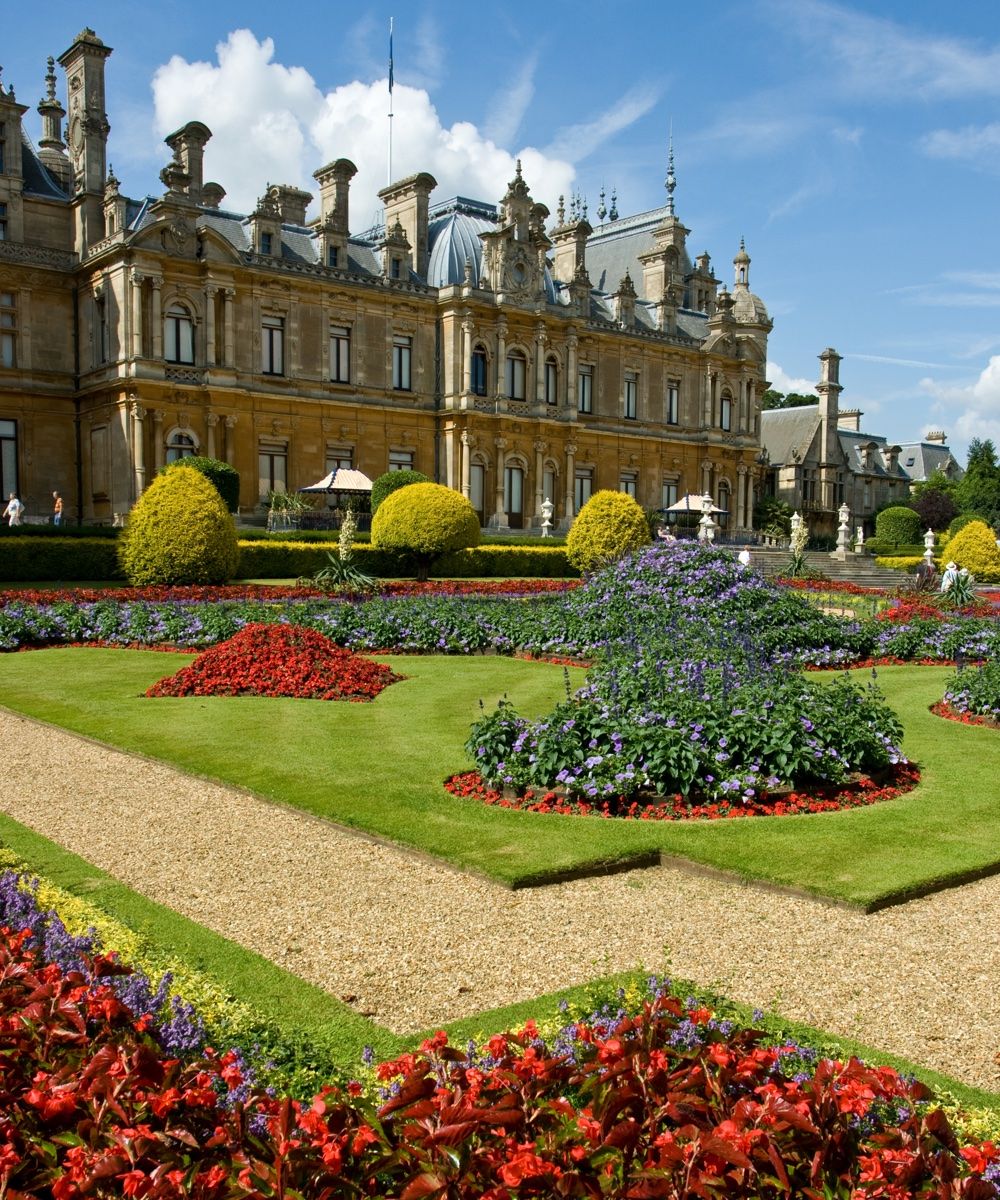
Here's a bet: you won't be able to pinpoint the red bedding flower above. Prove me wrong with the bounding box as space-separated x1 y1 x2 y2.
146 623 400 701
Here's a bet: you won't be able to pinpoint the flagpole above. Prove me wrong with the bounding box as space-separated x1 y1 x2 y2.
387 17 394 187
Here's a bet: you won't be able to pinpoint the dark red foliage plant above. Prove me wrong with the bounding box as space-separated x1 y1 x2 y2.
146 622 401 701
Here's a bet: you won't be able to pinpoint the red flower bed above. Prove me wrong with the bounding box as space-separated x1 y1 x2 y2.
808 657 957 671
3 922 998 1200
876 599 999 622
146 623 400 701
379 579 580 597
445 763 920 821
931 701 1000 730
777 577 888 596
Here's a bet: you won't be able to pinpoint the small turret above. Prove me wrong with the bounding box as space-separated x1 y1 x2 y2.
37 57 71 189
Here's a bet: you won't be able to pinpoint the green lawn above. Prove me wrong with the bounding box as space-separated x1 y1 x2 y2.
0 651 998 907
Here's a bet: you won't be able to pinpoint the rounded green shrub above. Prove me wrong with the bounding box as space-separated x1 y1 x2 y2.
941 519 1000 582
161 456 240 513
874 505 922 547
566 489 650 574
370 469 430 514
118 465 239 585
948 512 989 539
370 482 480 580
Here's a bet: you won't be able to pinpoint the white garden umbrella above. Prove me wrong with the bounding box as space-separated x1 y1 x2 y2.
662 492 726 514
298 469 373 494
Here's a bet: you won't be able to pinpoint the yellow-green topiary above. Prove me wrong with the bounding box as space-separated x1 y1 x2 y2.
118 465 239 585
565 489 650 574
939 519 1000 583
370 481 480 580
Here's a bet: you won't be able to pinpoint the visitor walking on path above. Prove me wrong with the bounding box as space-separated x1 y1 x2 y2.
2 492 23 526
52 491 63 526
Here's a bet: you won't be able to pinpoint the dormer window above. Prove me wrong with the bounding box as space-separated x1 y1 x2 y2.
328 245 339 268
391 258 401 280
261 232 273 256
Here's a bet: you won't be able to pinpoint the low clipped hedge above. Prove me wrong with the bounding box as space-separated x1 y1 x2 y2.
865 538 936 557
874 555 927 572
237 540 575 579
0 524 119 539
0 537 123 581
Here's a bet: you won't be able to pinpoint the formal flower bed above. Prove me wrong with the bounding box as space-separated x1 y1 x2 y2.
146 623 401 701
3 916 999 1200
445 762 920 820
931 702 1000 729
939 658 1000 724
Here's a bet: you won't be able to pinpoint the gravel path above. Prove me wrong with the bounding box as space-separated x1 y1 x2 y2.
1 706 998 1092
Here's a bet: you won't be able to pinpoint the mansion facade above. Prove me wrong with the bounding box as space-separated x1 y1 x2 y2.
0 29 773 530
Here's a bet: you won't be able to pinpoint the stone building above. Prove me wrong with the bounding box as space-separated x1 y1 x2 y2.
760 349 961 537
0 29 772 529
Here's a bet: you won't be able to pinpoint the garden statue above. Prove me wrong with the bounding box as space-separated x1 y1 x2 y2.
923 527 936 564
833 503 851 561
697 493 718 543
540 497 554 537
855 523 865 554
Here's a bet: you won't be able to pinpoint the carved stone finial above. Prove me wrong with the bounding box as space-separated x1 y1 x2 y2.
557 194 565 224
45 56 57 101
597 185 607 224
609 187 618 222
665 130 676 216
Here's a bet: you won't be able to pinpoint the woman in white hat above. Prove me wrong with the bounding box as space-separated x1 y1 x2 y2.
941 561 958 592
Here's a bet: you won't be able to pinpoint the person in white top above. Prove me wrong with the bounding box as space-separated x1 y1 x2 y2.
2 493 23 526
737 548 751 567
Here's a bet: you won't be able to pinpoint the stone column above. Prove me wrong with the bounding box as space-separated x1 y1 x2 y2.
461 319 473 395
701 460 712 496
566 334 578 408
493 436 508 528
460 430 472 498
206 412 218 460
496 319 507 398
205 286 217 366
223 289 235 368
152 409 164 471
534 323 547 403
533 438 546 522
444 423 455 489
224 414 237 465
564 441 577 523
704 370 715 427
130 271 144 359
130 399 146 499
736 464 747 528
150 279 163 360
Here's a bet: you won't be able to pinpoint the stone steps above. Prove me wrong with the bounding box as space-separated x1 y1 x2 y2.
743 547 908 589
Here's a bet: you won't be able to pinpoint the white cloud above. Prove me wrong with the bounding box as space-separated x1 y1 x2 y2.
484 52 538 147
920 356 1000 450
922 123 1000 166
769 0 1000 99
150 30 603 224
766 180 823 223
766 361 818 395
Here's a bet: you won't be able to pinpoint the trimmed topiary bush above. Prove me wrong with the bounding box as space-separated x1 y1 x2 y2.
370 469 430 514
874 505 922 547
161 456 240 513
948 512 990 539
566 489 650 574
370 482 480 580
118 465 239 586
941 519 1000 583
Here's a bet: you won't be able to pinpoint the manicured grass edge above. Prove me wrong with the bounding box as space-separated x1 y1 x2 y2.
0 810 401 1064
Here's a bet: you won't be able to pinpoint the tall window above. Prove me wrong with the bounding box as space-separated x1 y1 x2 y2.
330 324 350 383
504 464 524 527
661 481 678 510
0 124 6 176
471 346 488 396
325 446 353 475
95 296 109 365
0 202 7 241
260 232 273 256
470 462 485 519
258 443 287 498
388 449 414 472
717 482 731 529
544 357 558 406
624 371 638 420
577 365 593 414
164 305 194 364
0 419 17 499
619 471 637 498
165 431 196 463
261 315 284 375
327 245 339 268
720 392 732 432
574 468 593 514
392 335 412 390
505 350 527 400
543 468 556 508
390 258 402 279
0 292 15 368
666 382 680 425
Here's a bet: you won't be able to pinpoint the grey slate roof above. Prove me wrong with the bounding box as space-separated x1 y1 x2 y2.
838 430 907 479
585 205 693 298
760 405 821 465
897 442 963 482
20 131 67 200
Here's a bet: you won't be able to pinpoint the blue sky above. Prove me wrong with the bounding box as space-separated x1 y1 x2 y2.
7 0 1000 463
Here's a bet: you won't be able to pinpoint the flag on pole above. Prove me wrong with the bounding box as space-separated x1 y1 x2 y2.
388 18 394 94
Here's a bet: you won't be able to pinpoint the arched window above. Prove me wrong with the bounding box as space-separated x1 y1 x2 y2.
505 349 527 401
717 481 731 529
504 462 525 528
470 460 486 521
544 356 558 406
164 305 194 364
165 430 197 463
471 345 488 396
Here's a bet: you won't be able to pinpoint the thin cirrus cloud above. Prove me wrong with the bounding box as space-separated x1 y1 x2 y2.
150 30 658 223
766 0 1000 99
922 123 1000 167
